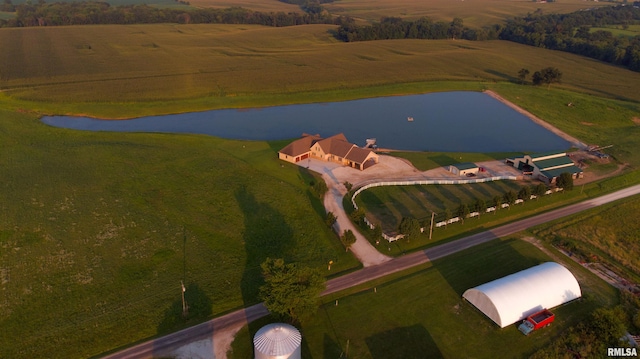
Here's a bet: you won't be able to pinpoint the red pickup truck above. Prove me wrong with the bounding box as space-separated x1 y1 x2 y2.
518 309 555 335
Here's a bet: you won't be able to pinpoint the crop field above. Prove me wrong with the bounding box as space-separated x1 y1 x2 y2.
229 237 618 358
2 24 640 108
356 180 524 232
535 195 640 283
0 109 360 358
323 0 614 27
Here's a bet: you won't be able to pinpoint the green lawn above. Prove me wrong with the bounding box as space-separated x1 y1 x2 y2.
387 151 525 171
0 109 360 358
229 237 619 358
357 180 524 232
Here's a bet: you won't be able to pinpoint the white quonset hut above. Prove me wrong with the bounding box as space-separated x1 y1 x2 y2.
462 262 581 328
253 323 302 359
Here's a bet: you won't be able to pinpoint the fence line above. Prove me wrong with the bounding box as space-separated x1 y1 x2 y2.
350 176 562 243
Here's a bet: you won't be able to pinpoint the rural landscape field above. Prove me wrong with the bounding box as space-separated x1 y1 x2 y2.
1 0 640 358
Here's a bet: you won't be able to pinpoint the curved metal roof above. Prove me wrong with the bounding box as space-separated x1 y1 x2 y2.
462 262 581 328
253 323 302 358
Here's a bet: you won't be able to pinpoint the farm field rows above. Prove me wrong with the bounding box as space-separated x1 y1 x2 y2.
0 10 639 358
1 24 640 106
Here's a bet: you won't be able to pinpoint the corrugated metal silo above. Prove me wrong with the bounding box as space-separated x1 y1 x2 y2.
253 323 302 359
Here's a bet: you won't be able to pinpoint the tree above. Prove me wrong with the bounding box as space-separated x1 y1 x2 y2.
532 67 562 88
448 17 464 39
518 186 531 200
517 68 530 84
456 203 470 222
443 208 452 225
492 195 503 210
533 183 548 197
349 207 365 225
340 229 357 251
325 211 337 228
372 223 383 245
556 172 574 190
343 181 353 192
259 258 326 324
473 198 486 214
398 216 421 241
309 179 327 198
503 190 517 207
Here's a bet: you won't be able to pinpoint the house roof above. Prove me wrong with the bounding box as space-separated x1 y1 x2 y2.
345 146 376 164
462 262 581 328
533 156 575 170
316 133 354 158
539 165 583 179
452 162 478 170
530 151 566 160
279 134 321 157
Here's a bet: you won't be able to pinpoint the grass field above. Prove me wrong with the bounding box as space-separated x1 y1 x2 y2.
357 180 524 232
0 15 639 358
0 108 360 358
2 24 640 108
534 195 640 283
229 237 619 358
323 0 615 27
591 24 640 38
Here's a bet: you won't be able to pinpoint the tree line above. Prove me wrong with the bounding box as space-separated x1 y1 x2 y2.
334 5 640 72
335 16 502 42
499 5 640 71
0 1 336 27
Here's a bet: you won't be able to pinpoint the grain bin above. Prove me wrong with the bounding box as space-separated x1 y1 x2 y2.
253 323 302 359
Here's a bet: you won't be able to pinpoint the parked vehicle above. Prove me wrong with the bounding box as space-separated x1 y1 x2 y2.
518 309 555 335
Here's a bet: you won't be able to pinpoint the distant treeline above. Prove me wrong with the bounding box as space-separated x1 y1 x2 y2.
336 5 640 72
500 5 640 71
335 17 502 42
0 1 337 27
278 0 333 15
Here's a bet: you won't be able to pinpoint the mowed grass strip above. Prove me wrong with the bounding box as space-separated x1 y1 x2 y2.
229 238 618 358
357 180 524 232
0 109 359 358
2 24 640 106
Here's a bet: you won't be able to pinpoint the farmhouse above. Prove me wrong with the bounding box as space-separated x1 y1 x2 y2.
462 262 581 328
506 151 583 184
279 133 379 170
448 162 479 176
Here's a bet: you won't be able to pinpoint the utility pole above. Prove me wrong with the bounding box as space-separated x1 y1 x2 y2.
429 211 435 240
181 280 188 317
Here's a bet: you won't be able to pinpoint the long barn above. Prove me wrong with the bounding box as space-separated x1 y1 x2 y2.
462 262 581 328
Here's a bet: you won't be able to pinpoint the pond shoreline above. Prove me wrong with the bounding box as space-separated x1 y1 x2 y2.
483 90 588 150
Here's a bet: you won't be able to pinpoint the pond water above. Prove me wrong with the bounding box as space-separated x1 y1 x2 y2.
42 91 570 152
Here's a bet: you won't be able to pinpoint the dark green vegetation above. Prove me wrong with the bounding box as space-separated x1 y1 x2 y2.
500 5 640 71
229 238 619 358
259 258 326 324
0 109 358 358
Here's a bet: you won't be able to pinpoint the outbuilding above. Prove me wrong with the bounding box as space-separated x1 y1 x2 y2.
448 162 479 176
462 262 581 328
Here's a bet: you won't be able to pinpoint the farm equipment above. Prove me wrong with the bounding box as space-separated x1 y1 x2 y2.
518 309 555 335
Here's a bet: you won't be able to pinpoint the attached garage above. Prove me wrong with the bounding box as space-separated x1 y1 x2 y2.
462 262 581 328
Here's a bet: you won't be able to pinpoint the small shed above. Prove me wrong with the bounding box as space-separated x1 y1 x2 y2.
449 162 479 176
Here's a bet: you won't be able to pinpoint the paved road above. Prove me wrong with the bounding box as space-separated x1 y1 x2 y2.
103 184 640 358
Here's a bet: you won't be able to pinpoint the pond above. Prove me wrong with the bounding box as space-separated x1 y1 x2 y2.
42 91 571 152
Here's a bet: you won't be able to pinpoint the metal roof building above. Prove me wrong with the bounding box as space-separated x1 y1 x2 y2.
462 262 581 328
253 323 302 359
